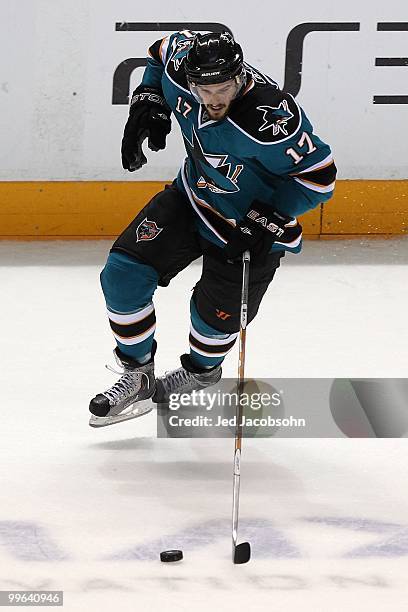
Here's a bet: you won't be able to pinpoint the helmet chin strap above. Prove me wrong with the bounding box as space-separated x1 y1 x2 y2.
234 69 247 99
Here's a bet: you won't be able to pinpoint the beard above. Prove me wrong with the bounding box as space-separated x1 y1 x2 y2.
205 103 230 120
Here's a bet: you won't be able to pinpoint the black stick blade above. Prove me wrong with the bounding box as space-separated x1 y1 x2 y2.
233 541 251 564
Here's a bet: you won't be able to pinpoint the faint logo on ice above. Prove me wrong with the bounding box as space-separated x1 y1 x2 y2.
1 517 408 563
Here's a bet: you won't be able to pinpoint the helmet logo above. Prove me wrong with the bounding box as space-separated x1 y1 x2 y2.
201 71 221 78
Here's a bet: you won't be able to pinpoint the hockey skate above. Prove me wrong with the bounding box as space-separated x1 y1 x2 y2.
89 345 156 428
152 353 222 404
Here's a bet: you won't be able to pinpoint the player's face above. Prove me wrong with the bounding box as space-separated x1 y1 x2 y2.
192 80 239 120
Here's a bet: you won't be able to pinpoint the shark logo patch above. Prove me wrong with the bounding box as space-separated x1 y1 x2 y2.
257 99 295 136
136 218 163 242
184 127 243 194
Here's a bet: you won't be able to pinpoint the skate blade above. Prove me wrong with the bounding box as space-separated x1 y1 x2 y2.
89 400 153 428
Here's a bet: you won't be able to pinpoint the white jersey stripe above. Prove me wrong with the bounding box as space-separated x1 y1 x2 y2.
294 153 334 175
112 324 156 345
294 177 336 193
181 161 228 243
190 325 238 346
107 303 154 325
160 36 170 65
274 233 303 249
189 343 233 358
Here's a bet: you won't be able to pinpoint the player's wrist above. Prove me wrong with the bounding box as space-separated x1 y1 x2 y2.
129 85 170 115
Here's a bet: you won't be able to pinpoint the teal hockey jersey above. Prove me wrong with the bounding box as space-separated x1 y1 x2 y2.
139 30 337 253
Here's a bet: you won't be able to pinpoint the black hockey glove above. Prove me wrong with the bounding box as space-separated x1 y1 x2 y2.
121 86 172 172
224 199 300 263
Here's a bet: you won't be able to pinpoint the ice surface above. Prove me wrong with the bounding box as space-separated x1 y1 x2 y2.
0 238 407 611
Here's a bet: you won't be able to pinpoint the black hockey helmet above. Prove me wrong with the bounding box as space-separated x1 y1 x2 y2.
185 32 244 85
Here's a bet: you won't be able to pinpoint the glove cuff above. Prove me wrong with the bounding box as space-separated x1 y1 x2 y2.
244 200 292 239
130 86 170 113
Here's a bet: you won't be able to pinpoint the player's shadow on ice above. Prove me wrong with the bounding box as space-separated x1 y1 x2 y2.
93 455 301 497
89 437 157 452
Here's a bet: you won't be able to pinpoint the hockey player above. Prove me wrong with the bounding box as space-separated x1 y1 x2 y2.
89 31 337 427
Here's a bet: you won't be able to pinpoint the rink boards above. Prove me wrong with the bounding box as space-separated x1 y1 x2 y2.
0 180 407 238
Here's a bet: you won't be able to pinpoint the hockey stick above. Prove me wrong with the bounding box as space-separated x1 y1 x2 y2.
232 250 251 564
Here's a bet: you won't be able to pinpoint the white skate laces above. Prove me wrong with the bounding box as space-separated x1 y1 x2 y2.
159 367 196 395
102 368 145 406
153 358 222 403
88 354 155 427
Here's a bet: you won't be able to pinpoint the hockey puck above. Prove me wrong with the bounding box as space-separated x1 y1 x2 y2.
160 549 183 562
